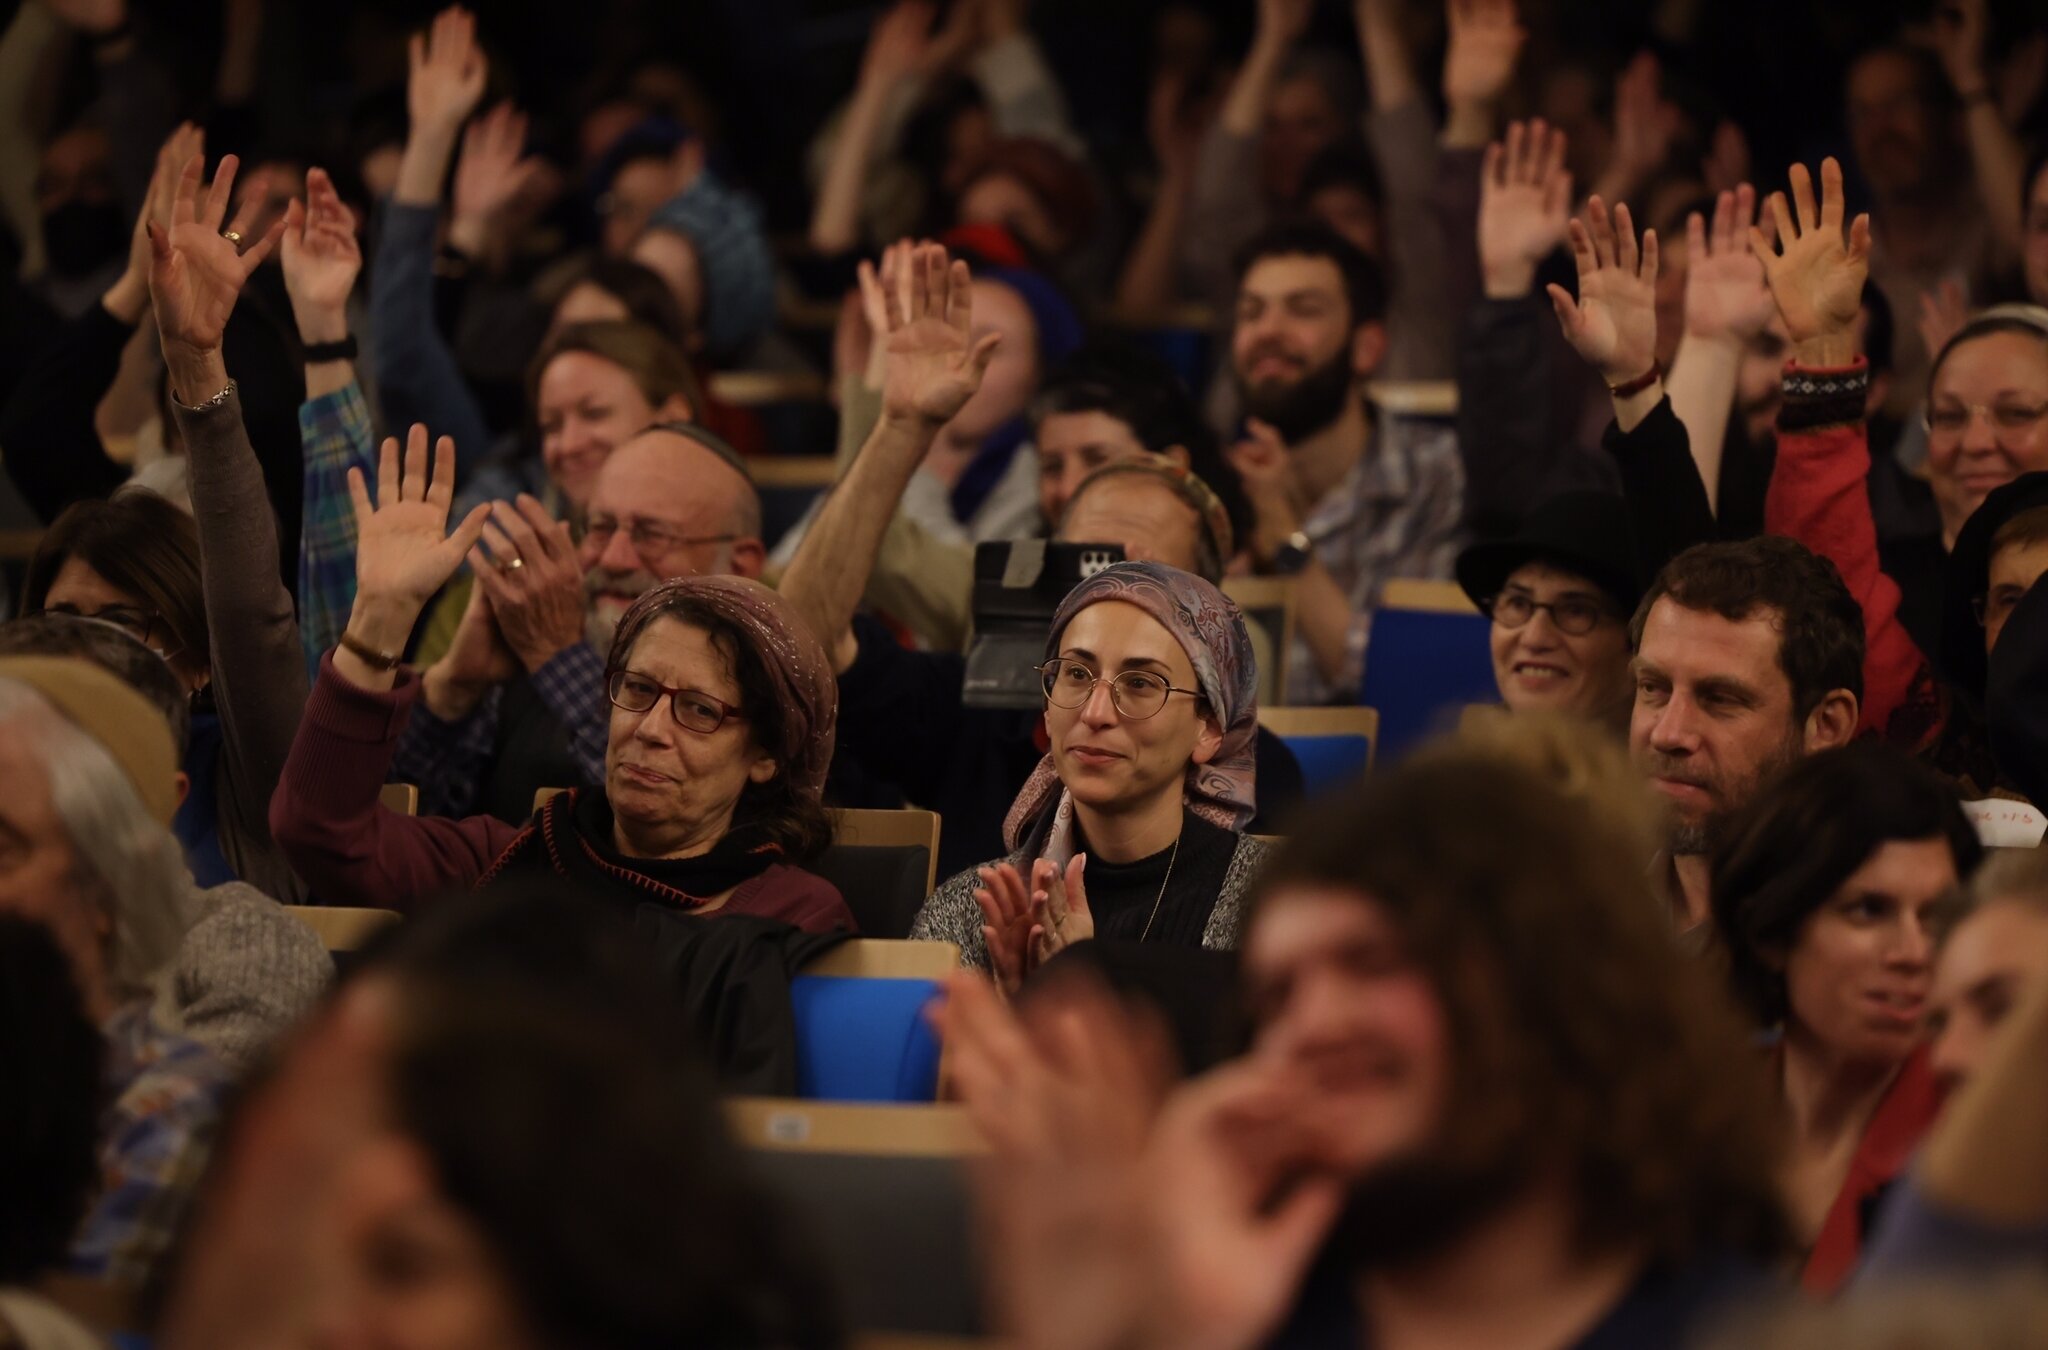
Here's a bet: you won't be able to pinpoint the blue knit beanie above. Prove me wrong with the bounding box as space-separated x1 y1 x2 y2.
649 169 775 361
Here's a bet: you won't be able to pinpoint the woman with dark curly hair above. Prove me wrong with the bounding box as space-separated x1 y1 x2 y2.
270 429 850 932
1712 741 1984 1294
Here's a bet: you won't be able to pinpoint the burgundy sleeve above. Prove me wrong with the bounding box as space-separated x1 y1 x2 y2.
735 866 858 935
269 655 521 909
1765 363 1930 740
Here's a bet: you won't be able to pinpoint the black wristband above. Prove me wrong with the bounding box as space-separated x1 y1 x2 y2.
303 335 358 363
1779 359 1870 432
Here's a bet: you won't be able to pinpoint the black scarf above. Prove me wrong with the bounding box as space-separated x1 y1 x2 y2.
476 788 786 910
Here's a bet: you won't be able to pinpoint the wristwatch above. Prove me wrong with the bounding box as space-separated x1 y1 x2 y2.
1269 530 1314 576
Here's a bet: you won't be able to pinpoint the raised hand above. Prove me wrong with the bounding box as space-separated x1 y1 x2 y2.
1930 0 1989 96
148 153 286 364
1748 158 1870 360
1547 196 1659 384
1029 854 1094 967
104 121 203 322
408 5 487 135
1442 0 1525 108
468 495 585 672
859 0 936 89
1255 0 1315 49
280 167 361 345
347 424 492 615
1701 119 1751 196
878 241 1002 426
1683 184 1773 344
1597 52 1679 203
1477 118 1570 299
451 101 544 253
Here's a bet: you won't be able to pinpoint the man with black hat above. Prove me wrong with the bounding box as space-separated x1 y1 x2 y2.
1456 492 1643 728
1946 472 2048 805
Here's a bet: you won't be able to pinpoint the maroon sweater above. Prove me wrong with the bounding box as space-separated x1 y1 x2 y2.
271 655 852 933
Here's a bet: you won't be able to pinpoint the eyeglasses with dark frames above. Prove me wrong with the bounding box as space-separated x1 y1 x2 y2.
606 669 748 734
1036 659 1201 721
1483 590 1613 637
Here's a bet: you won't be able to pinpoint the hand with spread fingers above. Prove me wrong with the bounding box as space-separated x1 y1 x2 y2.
1477 118 1571 300
280 167 361 347
451 101 544 257
1683 184 1773 346
879 240 1004 427
1547 195 1659 386
147 152 287 394
1748 157 1871 366
408 5 488 137
1442 0 1526 111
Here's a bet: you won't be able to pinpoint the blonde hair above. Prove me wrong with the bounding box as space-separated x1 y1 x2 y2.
1436 709 1668 862
1704 1274 2048 1350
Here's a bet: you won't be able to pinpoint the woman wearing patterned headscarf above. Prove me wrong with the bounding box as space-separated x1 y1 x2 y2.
911 561 1270 990
273 440 851 933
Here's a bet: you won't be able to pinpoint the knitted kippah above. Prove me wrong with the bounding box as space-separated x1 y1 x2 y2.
0 656 179 824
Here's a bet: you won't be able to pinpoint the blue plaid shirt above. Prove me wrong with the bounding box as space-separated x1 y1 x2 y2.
391 641 609 818
298 381 377 684
71 1002 232 1293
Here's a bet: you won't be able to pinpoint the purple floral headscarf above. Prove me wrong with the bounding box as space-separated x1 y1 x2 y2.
1003 561 1260 861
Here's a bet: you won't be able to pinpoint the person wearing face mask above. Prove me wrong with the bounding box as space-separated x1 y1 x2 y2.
1711 742 1984 1293
1455 491 1641 729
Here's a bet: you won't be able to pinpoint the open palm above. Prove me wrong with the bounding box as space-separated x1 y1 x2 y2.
1478 119 1570 277
1749 158 1869 345
348 425 492 609
280 167 360 315
148 154 283 353
1684 184 1773 342
1548 196 1658 382
878 241 1001 425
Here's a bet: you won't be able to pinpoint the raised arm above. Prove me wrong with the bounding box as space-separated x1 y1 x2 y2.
1439 0 1524 149
282 167 373 673
1931 0 2026 261
1112 69 1213 320
148 150 312 893
1753 158 1926 737
810 2 936 256
372 4 491 468
448 100 545 273
1666 183 1773 513
781 242 1000 673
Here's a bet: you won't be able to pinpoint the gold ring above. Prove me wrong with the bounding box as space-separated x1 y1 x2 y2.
223 230 244 245
498 556 524 574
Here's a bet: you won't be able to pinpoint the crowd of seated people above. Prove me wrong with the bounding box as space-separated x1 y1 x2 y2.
6 0 2048 1346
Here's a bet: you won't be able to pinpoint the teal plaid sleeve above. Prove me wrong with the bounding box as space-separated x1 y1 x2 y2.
299 381 376 683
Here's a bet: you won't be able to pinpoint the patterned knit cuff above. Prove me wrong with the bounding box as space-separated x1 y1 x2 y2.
1779 357 1870 432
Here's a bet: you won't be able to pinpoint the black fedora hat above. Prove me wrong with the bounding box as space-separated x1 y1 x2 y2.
1456 492 1642 618
1938 470 2048 704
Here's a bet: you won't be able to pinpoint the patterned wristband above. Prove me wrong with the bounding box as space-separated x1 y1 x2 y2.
1779 360 1870 432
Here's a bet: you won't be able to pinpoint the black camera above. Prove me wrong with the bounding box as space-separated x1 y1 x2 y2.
961 540 1125 709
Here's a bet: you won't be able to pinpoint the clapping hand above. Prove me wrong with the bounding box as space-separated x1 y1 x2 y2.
468 496 585 672
1547 196 1659 385
1682 184 1773 346
975 862 1043 996
878 241 1002 427
1029 854 1094 966
280 167 360 346
1477 118 1570 299
1748 158 1870 363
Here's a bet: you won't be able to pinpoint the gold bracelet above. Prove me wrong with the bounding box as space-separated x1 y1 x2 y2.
337 629 403 672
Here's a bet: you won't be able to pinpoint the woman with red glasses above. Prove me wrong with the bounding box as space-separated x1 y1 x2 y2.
271 429 849 932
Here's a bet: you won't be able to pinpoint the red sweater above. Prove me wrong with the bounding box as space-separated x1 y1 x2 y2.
270 655 852 933
1799 1047 1945 1295
1763 360 1933 742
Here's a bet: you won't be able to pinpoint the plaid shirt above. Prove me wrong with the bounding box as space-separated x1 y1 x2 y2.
391 641 608 818
299 381 378 684
71 1002 232 1293
1287 413 1466 705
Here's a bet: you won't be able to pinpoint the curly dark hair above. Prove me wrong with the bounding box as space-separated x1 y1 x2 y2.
1711 742 1982 1028
0 915 104 1284
1252 748 1790 1266
1231 219 1389 329
1630 536 1865 719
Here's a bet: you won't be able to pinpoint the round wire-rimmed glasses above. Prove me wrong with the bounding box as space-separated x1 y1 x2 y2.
1035 659 1200 721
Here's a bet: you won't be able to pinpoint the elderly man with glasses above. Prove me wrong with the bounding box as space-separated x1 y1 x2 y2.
395 421 765 823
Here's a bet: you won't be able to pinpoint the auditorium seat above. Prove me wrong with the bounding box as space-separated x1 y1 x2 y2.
1360 579 1497 763
792 939 956 1103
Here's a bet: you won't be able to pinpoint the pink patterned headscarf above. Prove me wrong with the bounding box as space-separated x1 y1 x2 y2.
1002 561 1259 862
607 575 839 801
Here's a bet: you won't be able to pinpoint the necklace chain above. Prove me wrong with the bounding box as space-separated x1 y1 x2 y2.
1137 831 1182 943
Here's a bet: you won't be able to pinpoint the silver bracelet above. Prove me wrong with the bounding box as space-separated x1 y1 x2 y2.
171 378 237 413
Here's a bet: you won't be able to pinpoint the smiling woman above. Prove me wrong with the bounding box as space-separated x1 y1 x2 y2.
909 561 1270 993
269 433 850 933
1709 742 1984 1293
